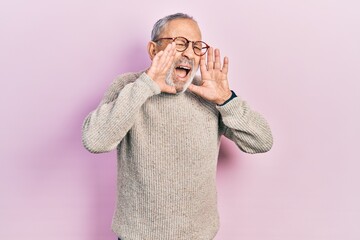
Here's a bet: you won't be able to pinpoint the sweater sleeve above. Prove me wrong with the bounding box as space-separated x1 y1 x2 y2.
82 72 160 153
217 97 273 154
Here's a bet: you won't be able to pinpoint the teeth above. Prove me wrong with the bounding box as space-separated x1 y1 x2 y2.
178 66 190 70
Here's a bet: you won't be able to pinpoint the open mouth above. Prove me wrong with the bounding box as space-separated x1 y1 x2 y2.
175 65 191 79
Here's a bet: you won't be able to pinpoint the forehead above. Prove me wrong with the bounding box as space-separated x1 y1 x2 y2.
161 18 202 41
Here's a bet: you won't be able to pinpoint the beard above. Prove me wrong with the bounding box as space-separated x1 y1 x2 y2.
165 58 197 94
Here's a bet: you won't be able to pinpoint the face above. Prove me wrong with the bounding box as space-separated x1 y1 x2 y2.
150 18 202 93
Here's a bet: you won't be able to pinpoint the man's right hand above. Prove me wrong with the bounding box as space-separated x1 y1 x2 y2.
146 42 177 94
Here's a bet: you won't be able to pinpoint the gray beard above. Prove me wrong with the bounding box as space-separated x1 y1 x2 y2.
165 63 197 94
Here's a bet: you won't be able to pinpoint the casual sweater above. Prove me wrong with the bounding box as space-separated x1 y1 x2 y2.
82 71 273 240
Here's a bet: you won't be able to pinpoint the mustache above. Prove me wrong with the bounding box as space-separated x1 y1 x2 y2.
174 57 194 67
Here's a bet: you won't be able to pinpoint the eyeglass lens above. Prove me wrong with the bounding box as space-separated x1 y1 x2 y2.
174 37 207 56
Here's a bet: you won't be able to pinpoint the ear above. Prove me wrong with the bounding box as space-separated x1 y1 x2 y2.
147 41 157 60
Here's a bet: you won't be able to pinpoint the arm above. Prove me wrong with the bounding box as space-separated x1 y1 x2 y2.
82 43 177 153
217 97 273 153
189 48 273 153
82 73 160 153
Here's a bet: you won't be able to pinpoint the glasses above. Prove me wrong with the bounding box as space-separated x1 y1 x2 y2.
154 36 210 56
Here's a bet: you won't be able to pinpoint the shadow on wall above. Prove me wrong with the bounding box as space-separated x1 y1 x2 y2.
21 40 153 240
82 41 151 240
217 136 244 175
115 40 151 73
218 137 236 167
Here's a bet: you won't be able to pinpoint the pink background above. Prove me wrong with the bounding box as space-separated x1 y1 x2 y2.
1 0 360 239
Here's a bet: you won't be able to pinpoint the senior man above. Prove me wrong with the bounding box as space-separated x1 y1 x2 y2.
82 13 273 240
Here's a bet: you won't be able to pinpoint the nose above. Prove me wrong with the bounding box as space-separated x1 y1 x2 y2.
181 42 195 59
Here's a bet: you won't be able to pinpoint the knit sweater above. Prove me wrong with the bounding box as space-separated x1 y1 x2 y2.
82 71 273 240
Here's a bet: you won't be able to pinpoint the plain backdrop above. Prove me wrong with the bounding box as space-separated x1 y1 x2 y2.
1 0 359 239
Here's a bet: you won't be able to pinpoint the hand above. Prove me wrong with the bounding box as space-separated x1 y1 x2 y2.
188 48 232 105
146 42 177 94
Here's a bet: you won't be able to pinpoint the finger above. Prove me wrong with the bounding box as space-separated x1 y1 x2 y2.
163 56 174 74
207 47 214 70
214 49 221 69
154 50 164 60
152 50 164 68
162 43 176 67
164 42 174 55
159 43 173 68
162 43 176 71
167 42 177 62
199 54 207 74
166 42 176 55
222 56 229 74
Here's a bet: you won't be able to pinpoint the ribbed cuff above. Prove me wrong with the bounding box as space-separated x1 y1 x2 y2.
216 95 246 119
218 90 237 106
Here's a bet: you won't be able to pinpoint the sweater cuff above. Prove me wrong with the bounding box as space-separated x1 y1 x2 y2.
138 72 161 95
218 90 237 106
216 95 246 119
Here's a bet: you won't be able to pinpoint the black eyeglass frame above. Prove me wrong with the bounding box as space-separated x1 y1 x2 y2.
154 36 210 56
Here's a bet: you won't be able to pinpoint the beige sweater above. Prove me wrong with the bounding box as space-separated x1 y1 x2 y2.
82 71 273 240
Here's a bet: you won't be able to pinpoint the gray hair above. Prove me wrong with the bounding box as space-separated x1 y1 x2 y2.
151 13 195 41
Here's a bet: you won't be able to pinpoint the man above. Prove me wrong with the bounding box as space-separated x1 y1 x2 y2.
82 13 273 240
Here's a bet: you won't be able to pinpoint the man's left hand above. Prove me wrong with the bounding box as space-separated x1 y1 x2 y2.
188 48 232 105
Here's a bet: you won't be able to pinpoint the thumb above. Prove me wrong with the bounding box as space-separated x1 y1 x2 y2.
161 84 177 94
188 84 204 96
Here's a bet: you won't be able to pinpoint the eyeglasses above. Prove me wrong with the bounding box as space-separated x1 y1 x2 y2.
154 36 210 56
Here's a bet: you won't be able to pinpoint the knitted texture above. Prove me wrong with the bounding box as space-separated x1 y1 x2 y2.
82 72 273 240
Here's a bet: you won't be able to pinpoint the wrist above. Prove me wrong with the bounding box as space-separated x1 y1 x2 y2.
145 69 155 81
217 90 237 106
